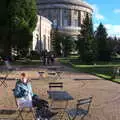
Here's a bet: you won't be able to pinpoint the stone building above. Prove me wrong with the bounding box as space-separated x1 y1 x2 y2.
37 0 93 36
33 15 52 52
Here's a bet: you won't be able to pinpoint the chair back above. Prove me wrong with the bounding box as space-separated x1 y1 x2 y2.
76 96 93 112
49 82 63 90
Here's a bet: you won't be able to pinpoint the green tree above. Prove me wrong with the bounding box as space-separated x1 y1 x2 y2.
112 37 120 55
0 0 9 56
51 28 62 56
51 29 75 57
77 13 96 63
95 23 111 61
0 0 37 57
62 35 75 57
107 36 119 56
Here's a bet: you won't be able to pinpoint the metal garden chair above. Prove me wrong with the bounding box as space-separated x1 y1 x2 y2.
47 67 64 80
48 82 63 91
0 60 18 87
66 96 93 120
38 71 47 80
12 89 36 120
0 72 9 87
48 82 68 120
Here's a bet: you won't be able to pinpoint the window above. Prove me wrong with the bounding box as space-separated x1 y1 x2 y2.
75 19 78 26
64 10 67 13
63 9 71 26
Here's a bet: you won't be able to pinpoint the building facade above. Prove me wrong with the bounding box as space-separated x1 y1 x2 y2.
33 15 52 53
37 0 93 36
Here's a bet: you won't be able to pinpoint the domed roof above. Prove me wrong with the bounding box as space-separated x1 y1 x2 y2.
37 0 92 10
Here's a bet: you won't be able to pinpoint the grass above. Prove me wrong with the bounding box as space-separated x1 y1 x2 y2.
59 57 120 83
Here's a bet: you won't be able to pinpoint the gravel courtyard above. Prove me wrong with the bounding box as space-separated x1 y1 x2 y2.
0 64 120 120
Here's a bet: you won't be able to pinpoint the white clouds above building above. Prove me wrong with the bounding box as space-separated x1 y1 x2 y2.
92 4 120 38
92 4 105 20
94 23 120 37
105 24 120 37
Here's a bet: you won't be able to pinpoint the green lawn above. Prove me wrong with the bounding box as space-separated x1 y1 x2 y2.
59 57 120 83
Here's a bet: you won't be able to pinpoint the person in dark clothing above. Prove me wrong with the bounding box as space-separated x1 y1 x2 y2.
42 50 47 65
47 52 51 65
13 73 57 120
50 52 55 65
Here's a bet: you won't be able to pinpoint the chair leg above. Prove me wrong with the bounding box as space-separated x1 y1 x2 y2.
17 109 24 120
31 108 36 120
50 100 54 109
81 114 87 120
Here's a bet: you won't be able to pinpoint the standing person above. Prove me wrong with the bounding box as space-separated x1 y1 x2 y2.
47 52 51 65
42 50 47 65
50 52 55 65
13 73 57 120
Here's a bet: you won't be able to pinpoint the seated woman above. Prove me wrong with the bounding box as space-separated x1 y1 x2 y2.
13 72 57 120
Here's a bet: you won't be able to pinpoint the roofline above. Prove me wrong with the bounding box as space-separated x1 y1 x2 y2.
37 2 93 11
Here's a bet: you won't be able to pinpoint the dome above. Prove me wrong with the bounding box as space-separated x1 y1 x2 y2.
37 0 93 36
37 0 93 10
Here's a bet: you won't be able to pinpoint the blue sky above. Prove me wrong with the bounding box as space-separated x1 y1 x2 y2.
86 0 120 37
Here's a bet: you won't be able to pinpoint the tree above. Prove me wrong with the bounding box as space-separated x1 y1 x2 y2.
95 23 111 61
0 0 9 56
51 29 75 57
12 27 33 57
0 0 37 57
51 28 62 56
107 36 119 56
77 13 96 63
62 34 75 57
113 37 120 55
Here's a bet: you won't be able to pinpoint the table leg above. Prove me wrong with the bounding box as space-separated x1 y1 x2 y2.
50 99 54 109
62 101 69 119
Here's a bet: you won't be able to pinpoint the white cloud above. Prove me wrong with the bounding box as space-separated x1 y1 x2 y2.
95 14 104 20
114 9 120 14
94 24 120 37
92 4 105 20
105 24 120 37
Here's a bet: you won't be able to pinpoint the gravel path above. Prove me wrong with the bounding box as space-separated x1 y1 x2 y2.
0 62 120 120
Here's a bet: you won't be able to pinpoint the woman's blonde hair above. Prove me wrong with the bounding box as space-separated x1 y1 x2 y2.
21 72 31 82
21 72 26 77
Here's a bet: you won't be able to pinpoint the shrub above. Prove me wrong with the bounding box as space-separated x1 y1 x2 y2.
30 51 40 60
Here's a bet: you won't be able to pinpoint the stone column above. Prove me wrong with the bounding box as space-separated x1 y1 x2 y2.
78 10 81 26
60 8 63 27
71 9 74 26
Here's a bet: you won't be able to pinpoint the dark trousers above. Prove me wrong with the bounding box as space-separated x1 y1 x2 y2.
32 95 53 119
32 95 48 109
